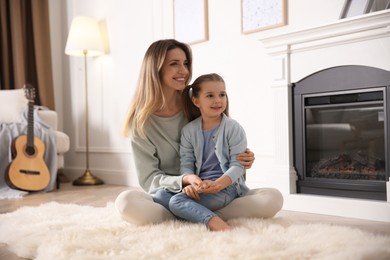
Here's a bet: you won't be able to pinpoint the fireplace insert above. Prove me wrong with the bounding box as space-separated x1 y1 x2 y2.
292 65 390 200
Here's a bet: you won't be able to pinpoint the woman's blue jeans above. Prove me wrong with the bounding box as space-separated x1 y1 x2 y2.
153 185 238 225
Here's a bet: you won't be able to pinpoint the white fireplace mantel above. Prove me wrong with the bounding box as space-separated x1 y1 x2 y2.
261 9 390 55
258 10 390 222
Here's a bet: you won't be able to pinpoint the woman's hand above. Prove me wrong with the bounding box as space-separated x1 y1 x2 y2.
182 184 200 200
236 148 255 169
182 174 202 186
182 174 202 200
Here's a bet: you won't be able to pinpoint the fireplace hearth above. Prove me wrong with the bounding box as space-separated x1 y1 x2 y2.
292 65 390 201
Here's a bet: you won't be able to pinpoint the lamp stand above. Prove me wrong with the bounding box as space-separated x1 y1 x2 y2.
73 51 104 186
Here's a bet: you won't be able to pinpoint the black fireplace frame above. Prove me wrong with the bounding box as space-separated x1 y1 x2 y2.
292 65 390 200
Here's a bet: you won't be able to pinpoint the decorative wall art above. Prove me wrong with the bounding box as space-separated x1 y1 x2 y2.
241 0 287 34
174 0 209 44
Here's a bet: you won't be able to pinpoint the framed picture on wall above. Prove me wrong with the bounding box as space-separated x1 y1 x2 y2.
340 0 374 18
174 0 209 45
241 0 287 34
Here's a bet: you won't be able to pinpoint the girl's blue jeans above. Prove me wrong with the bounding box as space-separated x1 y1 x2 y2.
153 185 238 225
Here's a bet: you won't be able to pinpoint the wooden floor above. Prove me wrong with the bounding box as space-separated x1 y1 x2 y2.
0 182 129 214
1 183 390 260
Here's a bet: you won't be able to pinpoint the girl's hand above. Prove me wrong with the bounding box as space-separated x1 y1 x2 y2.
196 180 213 190
236 148 255 169
196 180 222 194
182 184 200 200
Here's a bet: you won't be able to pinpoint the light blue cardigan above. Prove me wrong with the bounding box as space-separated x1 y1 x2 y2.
180 114 249 196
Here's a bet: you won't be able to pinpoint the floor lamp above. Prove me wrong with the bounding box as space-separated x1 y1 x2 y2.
65 16 104 185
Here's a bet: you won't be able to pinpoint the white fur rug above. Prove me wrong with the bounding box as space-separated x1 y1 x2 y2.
0 202 389 260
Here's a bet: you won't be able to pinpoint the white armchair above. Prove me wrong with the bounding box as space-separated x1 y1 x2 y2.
0 89 70 189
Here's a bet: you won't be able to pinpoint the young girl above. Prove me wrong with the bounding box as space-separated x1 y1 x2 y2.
168 73 249 231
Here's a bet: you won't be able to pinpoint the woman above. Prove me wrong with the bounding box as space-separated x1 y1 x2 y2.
115 39 283 225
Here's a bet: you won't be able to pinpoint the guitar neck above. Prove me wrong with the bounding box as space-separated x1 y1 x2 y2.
27 101 35 151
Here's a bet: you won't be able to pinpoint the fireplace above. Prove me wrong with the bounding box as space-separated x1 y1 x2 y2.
259 10 390 221
292 65 390 200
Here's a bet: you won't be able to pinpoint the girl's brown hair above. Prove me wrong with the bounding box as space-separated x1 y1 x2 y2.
182 73 229 122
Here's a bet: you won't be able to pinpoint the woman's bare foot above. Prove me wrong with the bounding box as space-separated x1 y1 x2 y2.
207 216 232 231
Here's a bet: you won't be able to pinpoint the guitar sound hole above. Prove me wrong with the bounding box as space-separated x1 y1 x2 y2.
26 146 35 156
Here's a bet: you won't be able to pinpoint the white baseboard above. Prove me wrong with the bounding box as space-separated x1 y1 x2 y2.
283 193 390 222
62 167 140 188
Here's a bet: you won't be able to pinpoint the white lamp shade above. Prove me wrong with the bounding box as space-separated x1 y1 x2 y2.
65 16 104 57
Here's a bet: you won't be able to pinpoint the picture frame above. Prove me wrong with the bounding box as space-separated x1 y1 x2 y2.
173 0 209 45
340 0 374 19
241 0 287 34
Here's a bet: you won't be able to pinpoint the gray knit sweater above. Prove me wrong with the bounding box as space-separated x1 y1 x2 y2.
130 112 188 194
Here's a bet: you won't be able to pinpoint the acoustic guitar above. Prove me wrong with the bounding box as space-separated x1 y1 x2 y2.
6 84 50 191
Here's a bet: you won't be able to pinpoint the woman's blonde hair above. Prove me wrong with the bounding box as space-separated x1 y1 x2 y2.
182 73 229 122
122 39 192 138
